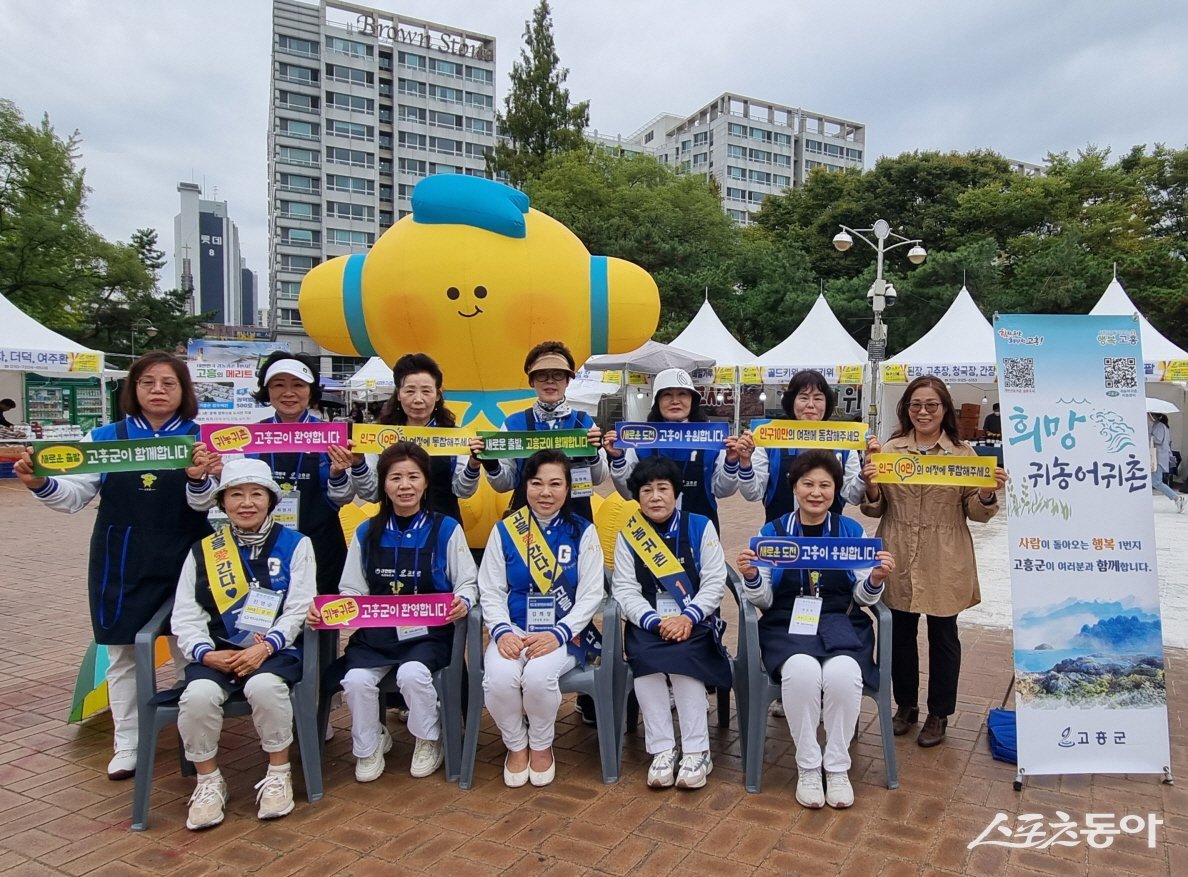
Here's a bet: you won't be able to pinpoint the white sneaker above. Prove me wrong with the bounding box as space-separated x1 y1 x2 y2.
796 767 825 809
768 700 786 718
186 775 228 830
410 738 443 778
825 771 854 809
647 748 677 788
355 727 393 782
106 749 137 780
675 751 712 789
255 769 294 820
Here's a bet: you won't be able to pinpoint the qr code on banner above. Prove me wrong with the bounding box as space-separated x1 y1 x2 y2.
1104 357 1138 389
1002 357 1035 390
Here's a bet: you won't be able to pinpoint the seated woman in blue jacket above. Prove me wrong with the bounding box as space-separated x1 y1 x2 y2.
737 449 894 811
611 455 731 790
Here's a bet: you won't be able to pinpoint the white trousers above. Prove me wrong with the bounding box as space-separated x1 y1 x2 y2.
177 674 293 762
634 673 709 755
341 663 440 758
780 654 862 772
107 637 186 752
482 641 576 751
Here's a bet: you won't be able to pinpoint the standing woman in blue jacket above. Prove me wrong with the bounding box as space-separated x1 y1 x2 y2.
13 352 215 780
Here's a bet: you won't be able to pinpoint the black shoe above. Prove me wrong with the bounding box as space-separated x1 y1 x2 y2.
576 693 597 727
892 706 919 736
917 714 947 748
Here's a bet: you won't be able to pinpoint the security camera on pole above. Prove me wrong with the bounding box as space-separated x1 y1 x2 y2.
832 219 927 436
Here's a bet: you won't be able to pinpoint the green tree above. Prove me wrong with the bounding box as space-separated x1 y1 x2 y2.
487 0 589 186
0 99 98 326
131 227 165 283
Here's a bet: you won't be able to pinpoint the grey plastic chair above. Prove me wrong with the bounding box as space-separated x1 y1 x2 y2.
316 605 482 783
736 567 898 794
459 591 630 788
131 598 323 831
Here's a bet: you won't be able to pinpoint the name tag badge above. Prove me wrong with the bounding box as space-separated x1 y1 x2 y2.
526 593 556 632
655 593 681 618
570 465 593 498
396 626 429 641
274 495 300 529
237 589 283 635
789 596 823 636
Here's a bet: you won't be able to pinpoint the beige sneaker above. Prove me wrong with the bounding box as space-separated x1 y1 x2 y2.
355 727 393 782
255 770 294 820
825 771 854 809
796 767 825 809
186 775 228 830
410 738 443 778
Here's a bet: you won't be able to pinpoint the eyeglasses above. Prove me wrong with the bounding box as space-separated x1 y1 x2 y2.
908 401 941 413
532 370 569 383
137 379 180 391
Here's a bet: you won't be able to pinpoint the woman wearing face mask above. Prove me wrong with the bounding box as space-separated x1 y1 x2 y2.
171 457 316 831
602 368 740 532
737 450 895 810
355 353 481 523
475 341 606 522
736 370 874 521
611 456 731 791
13 351 214 781
860 375 1006 749
478 450 605 788
315 442 476 783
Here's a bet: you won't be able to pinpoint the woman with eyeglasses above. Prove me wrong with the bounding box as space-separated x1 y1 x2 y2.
13 351 215 780
859 375 1006 748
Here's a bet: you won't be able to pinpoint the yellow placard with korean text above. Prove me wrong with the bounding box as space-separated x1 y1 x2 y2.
351 424 476 456
751 420 867 450
870 453 996 488
713 366 737 385
68 352 103 374
881 363 908 384
601 370 623 385
627 371 650 386
1158 360 1188 381
740 366 764 385
837 364 865 385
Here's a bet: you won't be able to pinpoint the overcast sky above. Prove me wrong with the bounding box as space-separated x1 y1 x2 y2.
3 0 1187 307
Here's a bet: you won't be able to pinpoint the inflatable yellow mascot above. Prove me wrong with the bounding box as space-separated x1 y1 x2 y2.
301 174 660 543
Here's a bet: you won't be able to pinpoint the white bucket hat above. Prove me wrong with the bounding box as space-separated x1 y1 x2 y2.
214 456 283 502
652 368 696 395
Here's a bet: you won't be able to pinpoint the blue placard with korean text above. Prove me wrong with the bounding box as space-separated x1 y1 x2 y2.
994 313 1171 779
614 421 728 451
748 536 883 569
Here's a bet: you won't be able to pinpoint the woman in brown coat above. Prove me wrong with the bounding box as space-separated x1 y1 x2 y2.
860 376 1006 747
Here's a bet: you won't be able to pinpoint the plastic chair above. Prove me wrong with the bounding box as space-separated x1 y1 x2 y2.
316 606 482 783
131 598 324 831
459 592 630 788
736 569 898 793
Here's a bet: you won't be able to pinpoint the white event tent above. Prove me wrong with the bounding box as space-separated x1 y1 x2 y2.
878 286 997 437
583 340 716 421
670 297 757 372
345 356 395 399
758 294 867 382
0 292 105 424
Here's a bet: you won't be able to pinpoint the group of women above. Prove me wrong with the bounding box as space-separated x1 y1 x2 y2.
12 341 1005 829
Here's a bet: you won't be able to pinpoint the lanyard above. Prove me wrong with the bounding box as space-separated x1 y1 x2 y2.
236 544 261 589
387 512 427 594
792 512 829 597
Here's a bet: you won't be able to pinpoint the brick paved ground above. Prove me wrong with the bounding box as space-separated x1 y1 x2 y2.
0 480 1182 876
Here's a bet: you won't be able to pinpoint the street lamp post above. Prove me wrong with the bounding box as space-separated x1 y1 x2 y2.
130 319 159 358
832 219 926 436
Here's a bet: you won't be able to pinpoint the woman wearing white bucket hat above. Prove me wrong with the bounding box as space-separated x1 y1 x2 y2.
603 367 742 532
171 456 316 831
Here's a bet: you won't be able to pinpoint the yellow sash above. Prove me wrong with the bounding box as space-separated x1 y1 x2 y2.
620 512 683 581
504 507 559 594
199 527 251 616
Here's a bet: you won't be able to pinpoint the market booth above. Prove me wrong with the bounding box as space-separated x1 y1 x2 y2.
758 294 868 420
878 286 998 443
0 292 106 431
